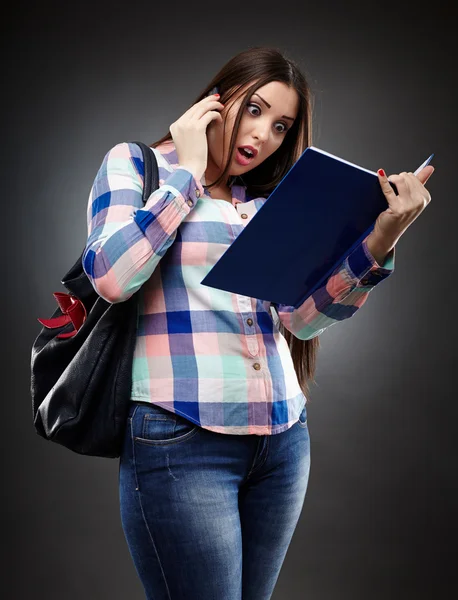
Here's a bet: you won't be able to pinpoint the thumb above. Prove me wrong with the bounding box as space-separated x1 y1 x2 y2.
377 168 398 200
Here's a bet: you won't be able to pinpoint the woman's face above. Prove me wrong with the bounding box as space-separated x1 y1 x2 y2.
205 80 300 185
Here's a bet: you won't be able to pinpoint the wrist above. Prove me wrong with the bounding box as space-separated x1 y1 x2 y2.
179 164 203 182
365 231 396 267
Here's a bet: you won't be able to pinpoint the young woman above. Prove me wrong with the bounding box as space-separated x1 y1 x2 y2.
83 46 434 600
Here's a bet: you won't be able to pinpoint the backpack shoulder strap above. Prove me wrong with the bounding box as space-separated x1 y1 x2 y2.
130 141 159 204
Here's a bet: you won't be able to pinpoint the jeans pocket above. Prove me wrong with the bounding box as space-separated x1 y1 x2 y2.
297 404 308 428
133 403 199 446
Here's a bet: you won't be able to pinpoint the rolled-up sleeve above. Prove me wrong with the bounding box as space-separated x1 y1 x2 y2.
271 234 395 340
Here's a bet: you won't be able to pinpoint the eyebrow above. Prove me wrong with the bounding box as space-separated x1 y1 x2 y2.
252 93 295 121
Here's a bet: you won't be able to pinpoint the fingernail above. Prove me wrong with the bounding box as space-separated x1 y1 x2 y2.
378 169 385 177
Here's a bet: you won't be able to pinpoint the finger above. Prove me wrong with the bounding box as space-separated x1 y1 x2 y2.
386 172 410 195
409 172 432 203
405 172 432 205
197 99 224 119
187 96 221 119
377 168 399 202
200 110 224 128
415 165 435 186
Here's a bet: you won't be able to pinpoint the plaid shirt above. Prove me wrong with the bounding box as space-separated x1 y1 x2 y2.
83 140 395 435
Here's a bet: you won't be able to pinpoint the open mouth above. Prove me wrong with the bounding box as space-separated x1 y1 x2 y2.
235 146 257 165
239 147 254 159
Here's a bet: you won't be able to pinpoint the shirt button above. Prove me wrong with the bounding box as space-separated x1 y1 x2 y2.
241 213 248 219
361 277 370 285
247 318 253 326
187 200 193 207
195 189 201 198
253 363 261 370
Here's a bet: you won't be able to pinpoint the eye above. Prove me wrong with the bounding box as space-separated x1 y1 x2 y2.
246 103 289 134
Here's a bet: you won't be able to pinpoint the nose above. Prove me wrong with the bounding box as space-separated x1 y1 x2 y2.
252 120 270 144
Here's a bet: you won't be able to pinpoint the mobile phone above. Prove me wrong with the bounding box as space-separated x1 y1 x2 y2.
207 85 220 97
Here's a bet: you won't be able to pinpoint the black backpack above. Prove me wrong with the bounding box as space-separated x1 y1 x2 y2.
30 141 158 458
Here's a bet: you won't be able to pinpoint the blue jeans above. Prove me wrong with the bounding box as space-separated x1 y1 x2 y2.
118 400 311 600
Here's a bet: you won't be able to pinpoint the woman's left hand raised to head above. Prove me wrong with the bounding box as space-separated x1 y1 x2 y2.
365 165 435 265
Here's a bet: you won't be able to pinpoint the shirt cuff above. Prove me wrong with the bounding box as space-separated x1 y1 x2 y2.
344 235 396 287
172 167 205 208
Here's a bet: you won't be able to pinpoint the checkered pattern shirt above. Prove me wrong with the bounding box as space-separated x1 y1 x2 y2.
83 140 395 435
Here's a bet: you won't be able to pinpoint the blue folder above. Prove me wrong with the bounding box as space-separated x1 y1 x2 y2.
200 147 434 308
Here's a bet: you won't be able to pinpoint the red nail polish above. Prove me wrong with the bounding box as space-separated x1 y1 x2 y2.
378 169 385 177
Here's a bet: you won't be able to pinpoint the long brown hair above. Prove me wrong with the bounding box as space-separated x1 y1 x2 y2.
149 46 320 399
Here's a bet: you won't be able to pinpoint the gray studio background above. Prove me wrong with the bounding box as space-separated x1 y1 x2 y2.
3 1 457 599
